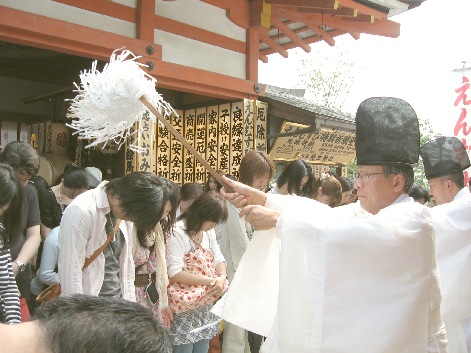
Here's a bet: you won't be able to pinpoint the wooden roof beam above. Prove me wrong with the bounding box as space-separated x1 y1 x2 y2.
304 23 336 46
298 7 358 17
344 14 375 23
259 29 289 58
273 7 399 37
260 29 346 56
337 0 387 19
266 0 339 10
349 32 360 40
270 17 311 53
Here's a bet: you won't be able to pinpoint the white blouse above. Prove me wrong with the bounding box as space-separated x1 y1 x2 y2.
166 220 226 278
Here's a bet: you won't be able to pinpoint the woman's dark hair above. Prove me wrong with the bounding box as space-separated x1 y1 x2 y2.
304 174 342 207
105 172 168 232
156 176 180 238
277 159 313 195
338 176 354 193
0 141 39 177
409 184 431 203
203 170 223 192
239 151 275 187
30 175 62 229
178 191 228 234
0 163 22 248
180 183 203 201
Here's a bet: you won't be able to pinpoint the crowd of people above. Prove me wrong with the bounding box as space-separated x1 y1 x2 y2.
0 97 469 353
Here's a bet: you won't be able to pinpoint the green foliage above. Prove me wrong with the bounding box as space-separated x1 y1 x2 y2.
295 47 363 112
414 118 441 188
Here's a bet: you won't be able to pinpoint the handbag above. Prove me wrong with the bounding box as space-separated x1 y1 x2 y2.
36 219 122 304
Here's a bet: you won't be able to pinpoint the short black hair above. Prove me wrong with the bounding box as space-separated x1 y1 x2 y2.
34 295 172 353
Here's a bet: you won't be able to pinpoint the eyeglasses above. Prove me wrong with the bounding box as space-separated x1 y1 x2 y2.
356 172 389 184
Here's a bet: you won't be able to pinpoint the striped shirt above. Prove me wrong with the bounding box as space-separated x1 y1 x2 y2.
0 235 21 324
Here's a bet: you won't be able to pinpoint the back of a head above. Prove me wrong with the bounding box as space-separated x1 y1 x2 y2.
0 163 21 247
182 191 228 234
408 184 431 204
338 177 354 193
320 174 342 207
239 150 275 186
0 141 40 177
34 295 171 353
105 172 167 231
63 168 90 190
180 182 203 201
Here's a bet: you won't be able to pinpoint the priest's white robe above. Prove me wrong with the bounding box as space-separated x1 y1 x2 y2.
213 194 447 353
431 187 471 353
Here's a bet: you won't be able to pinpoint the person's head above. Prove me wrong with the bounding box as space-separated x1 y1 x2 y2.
355 164 414 214
105 172 171 232
427 172 465 206
239 151 275 190
179 191 228 234
420 136 470 205
204 170 223 192
469 179 471 192
354 97 420 214
303 173 342 207
61 164 89 199
338 176 356 205
0 141 39 186
30 175 62 229
408 184 431 205
179 182 204 213
84 167 102 189
0 163 21 247
30 295 171 353
277 159 313 195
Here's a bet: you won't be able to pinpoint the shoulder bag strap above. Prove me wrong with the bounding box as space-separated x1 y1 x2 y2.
82 218 122 270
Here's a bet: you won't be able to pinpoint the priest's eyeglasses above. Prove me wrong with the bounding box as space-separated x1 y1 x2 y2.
356 172 388 183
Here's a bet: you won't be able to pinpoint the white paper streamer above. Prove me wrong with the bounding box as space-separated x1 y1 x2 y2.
66 49 177 152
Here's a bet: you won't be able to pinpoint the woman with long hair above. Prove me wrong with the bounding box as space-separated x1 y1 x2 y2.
269 159 312 195
133 177 180 328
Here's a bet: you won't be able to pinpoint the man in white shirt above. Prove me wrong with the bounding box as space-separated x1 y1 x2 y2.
218 97 447 353
59 172 172 301
421 136 471 353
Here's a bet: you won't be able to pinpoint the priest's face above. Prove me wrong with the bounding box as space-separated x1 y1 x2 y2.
354 165 401 214
427 177 453 205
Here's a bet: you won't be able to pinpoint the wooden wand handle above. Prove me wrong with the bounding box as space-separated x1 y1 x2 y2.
140 96 234 193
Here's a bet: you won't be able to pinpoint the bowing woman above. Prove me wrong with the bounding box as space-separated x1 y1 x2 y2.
167 191 229 353
0 163 22 323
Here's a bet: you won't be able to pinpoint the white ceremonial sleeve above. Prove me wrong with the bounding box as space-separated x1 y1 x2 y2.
430 192 471 353
212 196 331 336
262 201 438 353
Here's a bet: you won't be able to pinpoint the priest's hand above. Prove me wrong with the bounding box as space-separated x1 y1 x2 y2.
240 205 281 231
220 175 267 207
